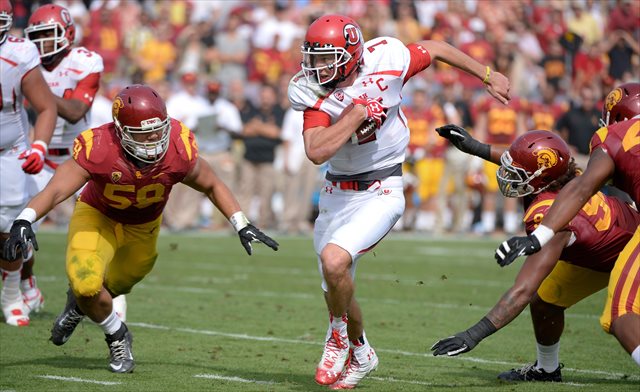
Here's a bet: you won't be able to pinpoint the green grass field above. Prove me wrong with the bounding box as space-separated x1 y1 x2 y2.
1 229 638 392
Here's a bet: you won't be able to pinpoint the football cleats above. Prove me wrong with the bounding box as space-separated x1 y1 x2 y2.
301 14 363 87
600 82 640 126
0 0 12 45
112 85 171 163
497 131 570 198
25 4 75 64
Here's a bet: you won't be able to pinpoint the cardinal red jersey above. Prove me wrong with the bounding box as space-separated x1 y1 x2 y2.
73 118 198 224
475 96 522 145
590 118 640 204
524 190 640 272
528 101 568 131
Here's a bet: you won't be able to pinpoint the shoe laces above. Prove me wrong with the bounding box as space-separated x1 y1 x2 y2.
322 329 348 367
60 309 83 331
515 363 538 375
109 337 130 361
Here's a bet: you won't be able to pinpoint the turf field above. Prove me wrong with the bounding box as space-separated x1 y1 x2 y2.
1 229 638 392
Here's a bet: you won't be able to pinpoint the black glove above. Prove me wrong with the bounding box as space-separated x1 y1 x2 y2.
3 220 38 261
435 124 490 160
495 235 541 267
431 317 496 356
238 224 279 255
431 331 479 356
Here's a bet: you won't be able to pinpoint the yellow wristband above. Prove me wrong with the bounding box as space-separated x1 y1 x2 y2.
482 66 491 84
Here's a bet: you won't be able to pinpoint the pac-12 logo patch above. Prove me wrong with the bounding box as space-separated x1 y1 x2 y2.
334 89 344 101
111 171 122 183
343 24 361 46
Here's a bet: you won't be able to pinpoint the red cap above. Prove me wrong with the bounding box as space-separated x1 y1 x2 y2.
181 72 197 84
207 81 221 92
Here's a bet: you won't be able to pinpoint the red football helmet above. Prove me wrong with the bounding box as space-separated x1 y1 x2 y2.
497 131 570 197
0 0 12 45
601 82 640 126
25 4 75 62
301 14 364 87
112 85 171 163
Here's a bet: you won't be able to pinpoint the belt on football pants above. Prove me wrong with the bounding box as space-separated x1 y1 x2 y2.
330 180 379 191
48 148 70 156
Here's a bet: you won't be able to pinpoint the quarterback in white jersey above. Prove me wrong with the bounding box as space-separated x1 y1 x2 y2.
0 0 57 327
288 14 510 389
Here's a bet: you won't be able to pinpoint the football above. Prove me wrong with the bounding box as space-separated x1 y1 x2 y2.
338 103 378 145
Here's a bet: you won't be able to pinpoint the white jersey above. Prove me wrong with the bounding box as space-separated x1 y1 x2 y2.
289 37 418 176
42 46 103 149
0 36 40 150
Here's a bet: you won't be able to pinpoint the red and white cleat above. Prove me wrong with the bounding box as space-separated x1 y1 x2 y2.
330 348 379 389
23 288 44 314
315 328 350 385
2 301 30 327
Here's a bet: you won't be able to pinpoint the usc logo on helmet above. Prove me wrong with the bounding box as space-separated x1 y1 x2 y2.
343 24 361 46
112 97 124 119
534 148 558 169
605 88 623 112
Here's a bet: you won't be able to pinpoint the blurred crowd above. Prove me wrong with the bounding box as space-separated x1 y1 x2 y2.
11 0 640 235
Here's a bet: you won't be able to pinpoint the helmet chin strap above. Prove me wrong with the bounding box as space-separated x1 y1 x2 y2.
333 61 361 87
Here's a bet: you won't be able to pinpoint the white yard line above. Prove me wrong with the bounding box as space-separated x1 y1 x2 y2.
35 375 121 386
129 321 638 382
194 373 276 385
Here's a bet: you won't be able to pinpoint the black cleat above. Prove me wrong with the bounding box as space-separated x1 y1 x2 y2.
50 288 84 346
106 324 135 373
498 361 563 382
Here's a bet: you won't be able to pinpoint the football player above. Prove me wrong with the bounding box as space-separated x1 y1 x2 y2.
2 85 278 373
21 3 105 316
0 0 57 326
431 126 640 380
288 14 510 389
496 83 640 367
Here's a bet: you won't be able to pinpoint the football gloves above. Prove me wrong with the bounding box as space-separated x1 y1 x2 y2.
431 317 497 357
238 224 279 255
3 220 38 261
19 141 47 174
352 95 387 129
435 124 490 160
431 330 479 356
495 234 541 267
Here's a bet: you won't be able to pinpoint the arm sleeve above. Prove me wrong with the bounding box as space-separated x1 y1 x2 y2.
403 43 432 83
67 72 101 105
303 108 331 131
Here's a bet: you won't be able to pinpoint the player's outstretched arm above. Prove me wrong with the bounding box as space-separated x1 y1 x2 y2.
418 40 510 105
495 150 613 265
20 66 57 174
431 231 569 356
182 157 279 255
2 159 90 260
435 124 505 164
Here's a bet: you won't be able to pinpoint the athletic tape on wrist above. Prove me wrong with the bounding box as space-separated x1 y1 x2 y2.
229 211 249 232
16 208 37 224
532 224 555 247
